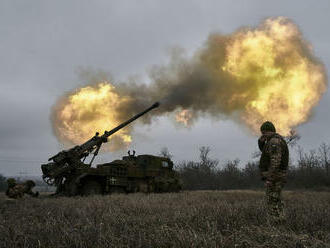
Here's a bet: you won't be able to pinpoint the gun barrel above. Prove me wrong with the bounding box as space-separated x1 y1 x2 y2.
47 102 160 163
104 102 159 137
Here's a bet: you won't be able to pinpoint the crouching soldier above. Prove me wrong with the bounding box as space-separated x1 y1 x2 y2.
258 121 289 222
6 178 39 199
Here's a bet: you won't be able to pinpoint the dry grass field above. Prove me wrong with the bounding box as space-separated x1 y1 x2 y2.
0 190 330 248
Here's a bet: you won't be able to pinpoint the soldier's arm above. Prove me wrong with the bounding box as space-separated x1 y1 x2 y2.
267 137 283 182
258 135 268 180
258 135 267 151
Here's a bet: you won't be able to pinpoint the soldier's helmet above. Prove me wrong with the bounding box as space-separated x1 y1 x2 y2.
25 180 36 188
7 178 16 188
260 121 276 133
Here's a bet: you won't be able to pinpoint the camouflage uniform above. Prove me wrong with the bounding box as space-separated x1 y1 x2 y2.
6 179 39 199
258 122 289 220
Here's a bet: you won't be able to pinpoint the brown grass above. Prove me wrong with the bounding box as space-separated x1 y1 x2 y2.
0 190 330 248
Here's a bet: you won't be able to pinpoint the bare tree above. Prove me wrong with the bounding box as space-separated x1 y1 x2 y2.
176 146 219 190
199 146 219 171
223 159 240 172
318 142 330 175
199 146 211 164
159 147 173 160
296 146 320 171
285 130 301 147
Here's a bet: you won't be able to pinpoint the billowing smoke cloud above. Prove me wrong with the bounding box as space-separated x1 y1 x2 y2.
52 17 327 150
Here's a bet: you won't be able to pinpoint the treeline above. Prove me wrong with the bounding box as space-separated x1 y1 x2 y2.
2 142 330 192
175 143 330 191
0 174 6 191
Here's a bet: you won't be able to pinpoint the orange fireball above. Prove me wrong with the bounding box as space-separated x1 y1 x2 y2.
53 83 132 150
221 17 326 135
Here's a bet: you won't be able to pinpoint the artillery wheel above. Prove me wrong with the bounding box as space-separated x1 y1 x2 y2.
81 180 102 196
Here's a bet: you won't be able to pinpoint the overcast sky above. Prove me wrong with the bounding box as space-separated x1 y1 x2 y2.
0 0 329 176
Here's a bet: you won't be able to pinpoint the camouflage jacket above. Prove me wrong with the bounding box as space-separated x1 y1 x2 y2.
258 133 289 182
6 182 38 199
6 184 26 199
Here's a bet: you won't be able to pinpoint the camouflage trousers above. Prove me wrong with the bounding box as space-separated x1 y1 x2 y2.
265 181 285 220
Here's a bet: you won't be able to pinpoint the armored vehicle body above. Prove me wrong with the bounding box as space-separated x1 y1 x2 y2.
50 152 181 196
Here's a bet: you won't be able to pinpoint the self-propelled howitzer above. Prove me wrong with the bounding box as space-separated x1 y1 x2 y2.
47 102 159 166
41 102 161 192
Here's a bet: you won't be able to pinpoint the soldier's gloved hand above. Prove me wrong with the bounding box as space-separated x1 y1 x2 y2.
258 135 266 143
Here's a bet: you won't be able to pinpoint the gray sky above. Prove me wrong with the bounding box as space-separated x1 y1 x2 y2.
0 0 329 176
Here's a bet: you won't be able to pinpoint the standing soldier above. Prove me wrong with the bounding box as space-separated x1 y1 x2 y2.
6 178 39 199
258 121 289 221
